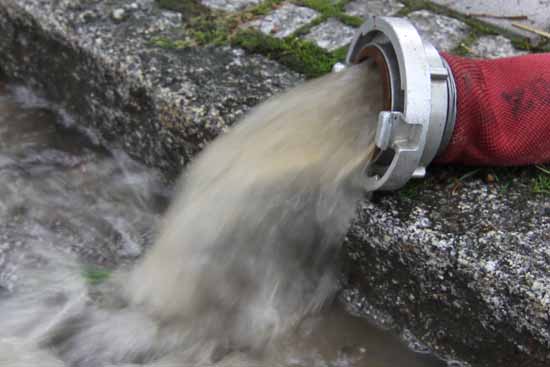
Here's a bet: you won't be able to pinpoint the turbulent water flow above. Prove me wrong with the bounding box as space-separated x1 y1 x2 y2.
0 65 445 367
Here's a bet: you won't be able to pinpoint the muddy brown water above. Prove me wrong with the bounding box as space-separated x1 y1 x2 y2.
0 70 446 367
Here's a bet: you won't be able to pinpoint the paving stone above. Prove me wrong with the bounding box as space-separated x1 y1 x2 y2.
246 3 319 38
407 10 470 52
200 0 261 12
303 18 356 51
470 35 527 59
344 0 404 18
431 0 550 44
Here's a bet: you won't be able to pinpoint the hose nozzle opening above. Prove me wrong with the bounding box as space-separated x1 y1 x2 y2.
344 16 457 191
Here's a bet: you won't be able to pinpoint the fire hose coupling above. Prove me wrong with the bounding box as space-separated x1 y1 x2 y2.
338 16 457 191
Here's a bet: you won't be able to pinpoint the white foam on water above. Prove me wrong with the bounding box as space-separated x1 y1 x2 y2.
0 63 447 367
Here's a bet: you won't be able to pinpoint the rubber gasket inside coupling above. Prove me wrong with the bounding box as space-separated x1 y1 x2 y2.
352 45 393 111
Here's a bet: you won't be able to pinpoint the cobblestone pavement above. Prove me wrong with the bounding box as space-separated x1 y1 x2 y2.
432 0 550 44
246 3 319 38
198 0 548 57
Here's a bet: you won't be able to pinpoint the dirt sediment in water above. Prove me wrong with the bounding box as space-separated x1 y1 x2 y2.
0 64 442 367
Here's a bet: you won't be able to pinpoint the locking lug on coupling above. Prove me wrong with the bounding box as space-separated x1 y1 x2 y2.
343 16 457 191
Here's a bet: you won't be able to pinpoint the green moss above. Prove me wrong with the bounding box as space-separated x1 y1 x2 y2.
339 14 364 27
332 45 348 61
248 0 286 16
187 14 235 45
233 29 341 78
512 37 535 51
180 2 285 47
533 165 550 195
154 0 354 77
292 16 325 37
530 39 550 53
293 0 343 17
83 267 111 285
451 32 479 57
473 166 550 196
399 179 425 199
291 0 363 27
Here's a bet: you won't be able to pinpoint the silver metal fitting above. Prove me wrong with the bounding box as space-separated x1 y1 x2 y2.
342 16 457 191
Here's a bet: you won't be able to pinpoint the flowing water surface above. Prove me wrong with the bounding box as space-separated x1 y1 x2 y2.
0 66 446 367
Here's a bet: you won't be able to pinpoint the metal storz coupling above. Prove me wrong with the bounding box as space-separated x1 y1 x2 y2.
342 16 457 191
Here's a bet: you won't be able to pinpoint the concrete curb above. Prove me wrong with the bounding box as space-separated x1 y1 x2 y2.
344 171 549 366
0 0 300 179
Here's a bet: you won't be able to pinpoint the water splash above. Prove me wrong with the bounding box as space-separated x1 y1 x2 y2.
0 63 445 367
123 62 382 361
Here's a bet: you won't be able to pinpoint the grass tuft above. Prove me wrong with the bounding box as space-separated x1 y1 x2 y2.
233 29 342 78
292 0 363 27
533 165 550 194
399 179 425 199
83 267 112 285
152 0 356 76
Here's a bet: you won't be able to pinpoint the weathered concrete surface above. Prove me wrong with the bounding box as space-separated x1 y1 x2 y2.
304 18 356 51
343 168 550 367
431 0 550 44
0 0 301 179
345 0 405 18
470 35 526 59
407 10 471 51
0 1 549 367
246 3 319 38
201 0 261 12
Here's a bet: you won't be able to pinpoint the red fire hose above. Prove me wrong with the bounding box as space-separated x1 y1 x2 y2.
437 53 550 166
345 17 550 190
